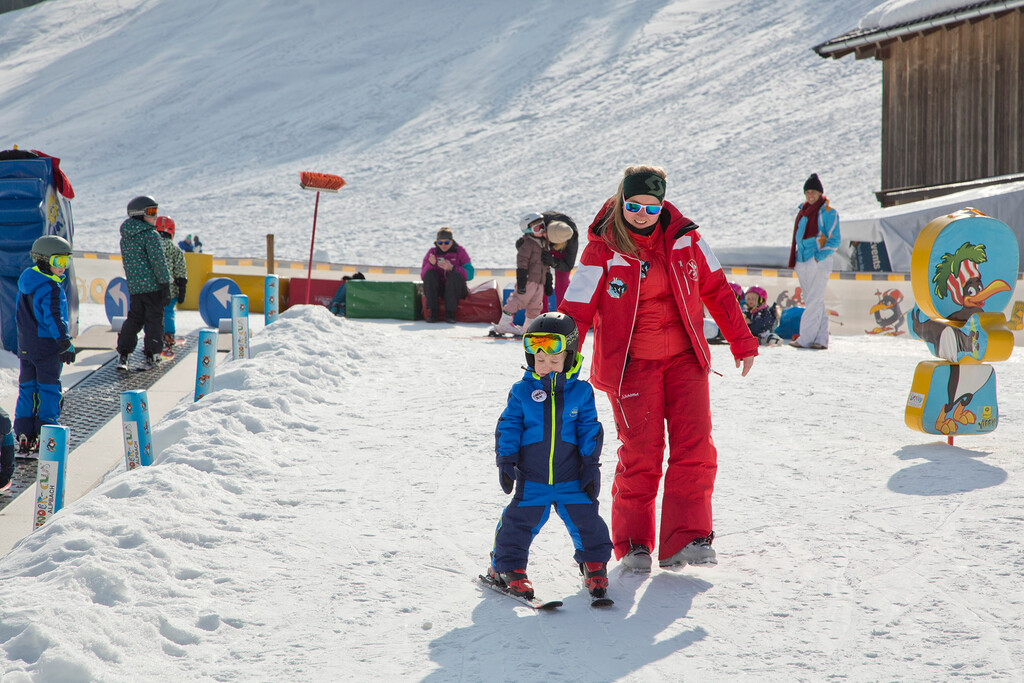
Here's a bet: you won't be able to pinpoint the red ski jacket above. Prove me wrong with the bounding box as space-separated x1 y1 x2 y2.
558 199 758 395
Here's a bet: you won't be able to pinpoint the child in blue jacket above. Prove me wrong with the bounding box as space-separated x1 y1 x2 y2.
15 236 76 454
486 312 613 601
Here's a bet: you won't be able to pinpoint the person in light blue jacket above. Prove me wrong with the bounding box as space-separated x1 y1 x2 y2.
787 173 840 349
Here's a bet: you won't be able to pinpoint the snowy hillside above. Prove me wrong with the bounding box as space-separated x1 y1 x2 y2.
1 307 1023 680
0 0 882 267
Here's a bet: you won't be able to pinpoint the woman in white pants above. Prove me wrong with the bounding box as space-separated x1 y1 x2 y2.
787 174 840 349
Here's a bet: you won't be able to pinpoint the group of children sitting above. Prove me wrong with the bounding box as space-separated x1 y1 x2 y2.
708 282 784 347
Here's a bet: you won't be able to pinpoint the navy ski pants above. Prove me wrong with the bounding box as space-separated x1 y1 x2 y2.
491 480 612 573
14 354 62 439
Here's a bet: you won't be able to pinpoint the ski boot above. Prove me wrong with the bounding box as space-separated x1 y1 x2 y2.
140 354 162 371
621 544 652 572
162 333 176 358
115 353 129 371
659 532 717 569
488 566 534 600
580 562 608 598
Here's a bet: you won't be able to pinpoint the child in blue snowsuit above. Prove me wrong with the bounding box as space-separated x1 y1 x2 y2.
486 312 613 601
15 236 76 454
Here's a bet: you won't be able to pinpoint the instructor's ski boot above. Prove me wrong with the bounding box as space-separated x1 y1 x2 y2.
488 566 534 600
659 532 717 569
580 562 608 598
621 544 652 572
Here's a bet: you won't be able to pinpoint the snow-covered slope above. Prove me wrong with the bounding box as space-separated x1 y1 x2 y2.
0 0 881 267
1 306 1023 680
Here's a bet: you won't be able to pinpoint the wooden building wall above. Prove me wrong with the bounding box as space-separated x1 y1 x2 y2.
0 0 48 13
880 9 1024 192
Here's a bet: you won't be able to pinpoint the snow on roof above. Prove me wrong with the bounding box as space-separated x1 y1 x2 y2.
815 0 1024 57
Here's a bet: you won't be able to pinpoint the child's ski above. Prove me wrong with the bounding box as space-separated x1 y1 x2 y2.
477 575 561 610
590 596 614 608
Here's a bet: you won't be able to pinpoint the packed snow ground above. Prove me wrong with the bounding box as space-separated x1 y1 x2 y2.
0 0 884 267
1 304 1023 681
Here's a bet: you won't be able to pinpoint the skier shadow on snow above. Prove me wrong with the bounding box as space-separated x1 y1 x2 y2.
424 569 709 682
888 444 1006 496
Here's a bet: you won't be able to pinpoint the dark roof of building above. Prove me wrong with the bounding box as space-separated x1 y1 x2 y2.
814 1 1024 59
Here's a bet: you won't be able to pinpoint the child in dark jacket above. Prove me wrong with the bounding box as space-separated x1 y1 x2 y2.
485 313 613 601
744 286 782 346
14 235 76 454
491 212 549 336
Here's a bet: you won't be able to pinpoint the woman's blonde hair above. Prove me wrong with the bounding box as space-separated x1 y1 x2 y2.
598 165 667 257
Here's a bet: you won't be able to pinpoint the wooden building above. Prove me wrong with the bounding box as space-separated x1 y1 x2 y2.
814 2 1024 206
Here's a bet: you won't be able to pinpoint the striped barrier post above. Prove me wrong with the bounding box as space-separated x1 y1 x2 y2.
120 389 153 470
265 274 279 325
195 329 218 401
231 294 250 360
34 425 70 530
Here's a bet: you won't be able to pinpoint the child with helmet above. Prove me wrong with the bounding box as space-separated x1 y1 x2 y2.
485 312 614 603
490 212 550 336
116 195 172 370
743 285 783 346
154 215 188 357
14 235 76 454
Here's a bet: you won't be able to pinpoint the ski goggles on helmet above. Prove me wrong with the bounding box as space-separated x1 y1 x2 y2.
49 254 71 269
528 221 546 234
144 205 159 216
523 332 567 355
623 199 663 216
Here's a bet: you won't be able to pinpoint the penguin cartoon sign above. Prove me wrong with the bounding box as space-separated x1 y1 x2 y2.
905 208 1017 437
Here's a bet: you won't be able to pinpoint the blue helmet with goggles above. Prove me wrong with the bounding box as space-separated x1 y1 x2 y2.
523 312 579 370
30 235 72 272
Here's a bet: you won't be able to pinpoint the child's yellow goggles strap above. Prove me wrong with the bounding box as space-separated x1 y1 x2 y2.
523 332 566 355
49 254 71 269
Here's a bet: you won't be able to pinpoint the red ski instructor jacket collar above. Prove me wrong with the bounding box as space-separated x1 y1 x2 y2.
557 199 757 395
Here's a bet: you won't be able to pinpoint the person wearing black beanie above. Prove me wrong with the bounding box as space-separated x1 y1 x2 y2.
788 173 840 349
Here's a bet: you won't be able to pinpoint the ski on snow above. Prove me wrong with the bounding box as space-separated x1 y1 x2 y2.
477 574 562 610
477 575 614 609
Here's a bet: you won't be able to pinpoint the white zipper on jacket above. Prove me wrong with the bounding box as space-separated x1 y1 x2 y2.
613 252 643 430
669 254 712 374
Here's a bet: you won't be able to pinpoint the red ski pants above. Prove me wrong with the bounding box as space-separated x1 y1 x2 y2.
607 351 716 561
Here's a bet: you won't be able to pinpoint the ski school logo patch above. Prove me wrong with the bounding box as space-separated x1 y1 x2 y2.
531 390 547 402
607 278 627 298
686 259 699 280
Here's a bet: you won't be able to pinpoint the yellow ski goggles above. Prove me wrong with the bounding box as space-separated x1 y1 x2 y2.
523 332 566 355
49 254 71 269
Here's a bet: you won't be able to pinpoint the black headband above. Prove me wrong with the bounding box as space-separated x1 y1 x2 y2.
622 172 666 202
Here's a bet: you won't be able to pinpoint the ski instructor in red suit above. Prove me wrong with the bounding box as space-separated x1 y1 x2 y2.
558 165 757 572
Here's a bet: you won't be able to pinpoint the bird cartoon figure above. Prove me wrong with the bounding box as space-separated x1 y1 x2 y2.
905 208 1016 437
930 242 1012 322
865 288 906 335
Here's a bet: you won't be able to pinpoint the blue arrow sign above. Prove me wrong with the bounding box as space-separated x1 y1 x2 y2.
104 277 129 324
199 277 242 327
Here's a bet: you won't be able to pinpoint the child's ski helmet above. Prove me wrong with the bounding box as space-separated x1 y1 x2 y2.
729 282 743 300
155 216 176 237
520 212 545 234
127 195 158 217
746 285 767 308
523 312 579 370
30 235 72 262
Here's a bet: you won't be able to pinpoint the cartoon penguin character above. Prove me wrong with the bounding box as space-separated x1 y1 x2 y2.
908 305 984 363
934 364 993 435
866 289 905 335
932 242 1011 321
